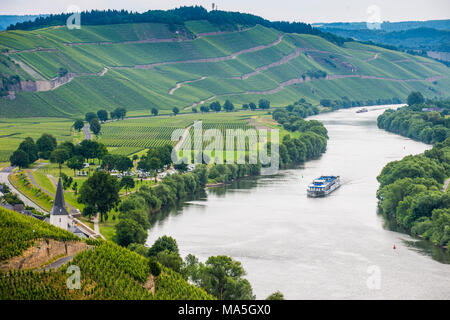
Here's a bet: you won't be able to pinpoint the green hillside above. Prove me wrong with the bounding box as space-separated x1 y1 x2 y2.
0 207 213 300
0 20 449 118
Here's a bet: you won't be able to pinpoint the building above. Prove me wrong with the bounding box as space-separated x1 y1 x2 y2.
49 177 69 230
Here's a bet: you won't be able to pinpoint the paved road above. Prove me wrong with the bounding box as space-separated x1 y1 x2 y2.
83 123 91 140
0 166 46 214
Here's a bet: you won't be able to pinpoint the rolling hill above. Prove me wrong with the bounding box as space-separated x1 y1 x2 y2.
0 15 449 118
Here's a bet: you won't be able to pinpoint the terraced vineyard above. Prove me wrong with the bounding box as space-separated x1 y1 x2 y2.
0 208 213 300
1 20 449 118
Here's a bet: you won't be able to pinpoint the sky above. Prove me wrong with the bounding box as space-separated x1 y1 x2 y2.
0 0 449 23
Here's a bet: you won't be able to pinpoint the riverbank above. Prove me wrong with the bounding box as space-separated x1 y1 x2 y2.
146 105 450 299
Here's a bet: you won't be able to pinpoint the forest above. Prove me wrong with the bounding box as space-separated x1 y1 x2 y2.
377 95 450 144
376 138 450 247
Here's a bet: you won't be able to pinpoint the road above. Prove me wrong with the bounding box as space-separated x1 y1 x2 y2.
83 123 91 140
0 166 46 214
443 178 450 192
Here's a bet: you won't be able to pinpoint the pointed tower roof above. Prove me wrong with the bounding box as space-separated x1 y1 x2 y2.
51 177 68 216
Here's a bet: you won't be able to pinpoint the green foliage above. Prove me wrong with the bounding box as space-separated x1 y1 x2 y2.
266 291 284 300
115 218 147 247
186 255 255 300
0 207 78 262
78 171 121 222
149 235 179 257
377 139 450 246
73 119 84 132
407 91 425 106
377 98 450 144
89 118 101 136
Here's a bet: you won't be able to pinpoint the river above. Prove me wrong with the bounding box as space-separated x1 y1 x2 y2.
147 105 450 299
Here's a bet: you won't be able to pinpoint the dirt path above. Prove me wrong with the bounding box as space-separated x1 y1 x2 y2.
113 34 284 70
365 53 379 62
169 76 207 95
234 47 302 80
183 74 446 110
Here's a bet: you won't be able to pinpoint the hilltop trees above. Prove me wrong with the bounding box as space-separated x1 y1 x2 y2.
249 102 257 110
151 108 158 116
172 107 179 116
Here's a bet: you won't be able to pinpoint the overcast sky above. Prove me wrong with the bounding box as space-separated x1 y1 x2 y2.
0 0 449 23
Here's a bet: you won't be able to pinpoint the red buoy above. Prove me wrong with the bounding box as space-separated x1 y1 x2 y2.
393 244 396 250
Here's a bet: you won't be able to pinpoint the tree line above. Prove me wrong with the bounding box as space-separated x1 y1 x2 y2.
272 99 328 167
320 96 403 110
377 138 450 247
377 93 450 144
7 6 349 46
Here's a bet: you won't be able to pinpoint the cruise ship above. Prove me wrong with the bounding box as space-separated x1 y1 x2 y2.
356 108 368 113
307 176 340 197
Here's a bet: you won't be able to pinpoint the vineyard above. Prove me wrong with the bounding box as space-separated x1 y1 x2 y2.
99 112 262 156
0 207 78 261
0 211 213 300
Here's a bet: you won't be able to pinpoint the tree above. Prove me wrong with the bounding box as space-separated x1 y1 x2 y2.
72 181 78 195
148 235 179 257
116 156 133 173
188 255 255 300
192 107 198 113
249 102 257 110
97 109 108 122
266 291 284 300
36 133 57 159
149 157 161 182
172 107 179 116
73 119 84 132
85 112 97 123
66 155 84 176
258 99 270 109
242 104 249 110
61 173 73 190
10 150 30 168
120 176 135 194
115 218 147 246
50 147 70 175
200 105 209 113
90 118 101 137
407 91 424 106
210 101 221 112
157 250 183 273
18 137 38 163
151 108 158 116
223 100 234 112
78 171 121 222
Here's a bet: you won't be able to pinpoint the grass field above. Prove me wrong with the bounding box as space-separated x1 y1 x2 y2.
0 22 448 118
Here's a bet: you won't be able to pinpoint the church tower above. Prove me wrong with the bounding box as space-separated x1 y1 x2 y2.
49 177 69 230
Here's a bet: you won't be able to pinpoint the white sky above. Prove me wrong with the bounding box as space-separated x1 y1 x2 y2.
0 0 449 23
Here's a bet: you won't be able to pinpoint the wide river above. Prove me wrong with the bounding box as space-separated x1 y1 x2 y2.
147 105 450 299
